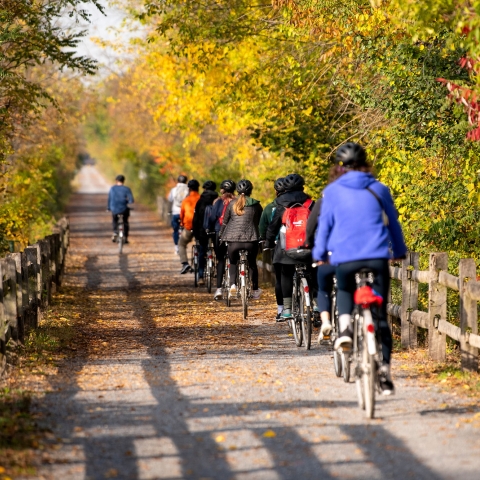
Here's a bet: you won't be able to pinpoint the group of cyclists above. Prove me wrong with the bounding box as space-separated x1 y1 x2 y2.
112 142 407 398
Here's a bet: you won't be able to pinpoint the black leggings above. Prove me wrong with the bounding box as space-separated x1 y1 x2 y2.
228 242 259 290
336 258 392 364
274 263 283 305
215 236 228 289
112 209 130 238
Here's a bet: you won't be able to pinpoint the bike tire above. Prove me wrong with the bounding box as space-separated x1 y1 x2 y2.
292 292 303 347
241 285 248 319
300 289 312 350
342 352 350 383
118 233 124 255
364 346 376 419
333 350 342 377
206 262 212 293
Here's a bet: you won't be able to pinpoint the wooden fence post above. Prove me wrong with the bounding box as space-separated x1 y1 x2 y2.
428 253 447 362
401 252 419 349
0 260 6 374
459 259 478 371
25 247 39 329
8 253 26 343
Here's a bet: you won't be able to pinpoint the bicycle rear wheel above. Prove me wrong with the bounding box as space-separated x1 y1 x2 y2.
118 231 124 254
206 255 212 293
292 290 303 347
363 344 376 419
192 246 198 287
342 352 350 383
240 261 248 319
300 287 312 350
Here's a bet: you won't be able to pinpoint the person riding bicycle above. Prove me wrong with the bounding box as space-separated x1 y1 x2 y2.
168 175 189 255
108 174 134 244
210 180 236 300
192 180 219 285
265 173 316 321
313 142 407 395
259 177 287 320
219 179 263 300
179 179 201 274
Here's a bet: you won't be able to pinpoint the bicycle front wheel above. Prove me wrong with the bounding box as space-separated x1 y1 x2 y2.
300 283 312 350
118 232 124 254
292 291 303 347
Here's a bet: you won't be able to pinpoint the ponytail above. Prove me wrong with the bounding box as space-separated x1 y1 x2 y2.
233 193 246 216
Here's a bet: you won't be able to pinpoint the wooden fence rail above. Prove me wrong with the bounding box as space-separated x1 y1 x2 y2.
0 217 70 375
156 197 479 372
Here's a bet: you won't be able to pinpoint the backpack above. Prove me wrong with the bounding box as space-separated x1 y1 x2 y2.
203 204 217 231
218 200 230 226
280 199 314 250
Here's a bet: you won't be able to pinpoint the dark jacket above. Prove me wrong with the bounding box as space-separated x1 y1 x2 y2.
305 198 321 248
212 195 235 233
108 185 134 214
259 199 278 239
219 197 263 242
192 190 218 241
266 190 313 265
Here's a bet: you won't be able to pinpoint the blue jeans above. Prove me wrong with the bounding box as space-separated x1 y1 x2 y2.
171 214 181 245
316 264 336 313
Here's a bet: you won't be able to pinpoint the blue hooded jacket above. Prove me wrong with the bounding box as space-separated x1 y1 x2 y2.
108 185 134 214
312 171 407 265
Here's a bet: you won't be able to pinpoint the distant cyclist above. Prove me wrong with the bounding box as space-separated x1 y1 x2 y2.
192 181 219 285
168 175 189 255
219 179 263 300
179 179 201 274
108 175 134 244
265 173 315 320
259 177 286 320
313 142 407 395
210 180 236 300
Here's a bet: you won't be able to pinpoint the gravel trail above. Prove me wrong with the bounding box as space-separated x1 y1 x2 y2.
34 167 480 480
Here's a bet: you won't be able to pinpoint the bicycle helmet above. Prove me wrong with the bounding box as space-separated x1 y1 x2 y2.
334 142 367 167
115 174 125 183
177 174 187 183
220 179 236 193
283 173 305 191
236 179 253 196
187 179 200 191
274 177 286 193
202 180 217 191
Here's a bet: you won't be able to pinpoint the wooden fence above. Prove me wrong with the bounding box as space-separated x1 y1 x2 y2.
0 217 70 375
156 196 479 372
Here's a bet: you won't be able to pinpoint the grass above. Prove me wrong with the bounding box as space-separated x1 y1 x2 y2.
0 287 79 478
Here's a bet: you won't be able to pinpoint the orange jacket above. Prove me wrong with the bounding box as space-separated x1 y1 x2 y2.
180 191 200 230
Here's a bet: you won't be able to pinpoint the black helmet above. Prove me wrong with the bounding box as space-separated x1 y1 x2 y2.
220 179 236 193
283 173 305 191
236 179 253 196
115 174 125 183
187 179 200 191
177 175 187 183
334 142 367 167
202 180 217 191
274 177 286 193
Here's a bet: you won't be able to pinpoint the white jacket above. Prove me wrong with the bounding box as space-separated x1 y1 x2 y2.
168 183 189 215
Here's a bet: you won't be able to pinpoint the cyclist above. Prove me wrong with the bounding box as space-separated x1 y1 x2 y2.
192 181 219 285
265 173 315 320
219 179 263 300
179 179 201 274
108 174 134 244
168 175 189 255
259 178 286 320
211 180 236 300
313 142 407 395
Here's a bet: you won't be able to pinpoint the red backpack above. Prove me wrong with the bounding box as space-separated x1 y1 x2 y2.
281 199 314 250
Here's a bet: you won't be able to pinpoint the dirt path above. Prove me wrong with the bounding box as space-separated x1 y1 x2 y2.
32 167 480 480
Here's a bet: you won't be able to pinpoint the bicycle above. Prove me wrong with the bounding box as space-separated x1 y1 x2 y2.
117 214 125 255
349 269 383 419
222 251 231 307
290 262 312 349
205 234 216 293
191 240 200 287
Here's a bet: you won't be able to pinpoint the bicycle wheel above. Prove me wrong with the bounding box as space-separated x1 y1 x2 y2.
206 253 212 293
240 261 248 319
292 290 303 347
300 285 312 350
193 246 198 288
342 352 350 383
118 231 124 255
363 342 376 419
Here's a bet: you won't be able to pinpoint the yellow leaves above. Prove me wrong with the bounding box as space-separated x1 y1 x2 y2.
215 434 225 443
302 106 313 116
263 429 276 438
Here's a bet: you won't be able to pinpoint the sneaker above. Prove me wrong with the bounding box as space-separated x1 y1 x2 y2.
320 319 332 338
112 233 118 243
214 288 222 300
378 365 395 396
276 313 287 323
281 309 293 319
334 329 353 351
180 263 192 274
198 277 205 286
229 284 237 296
251 288 262 300
174 245 179 255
